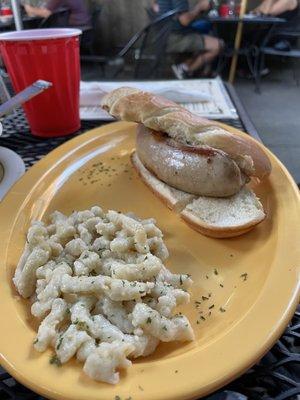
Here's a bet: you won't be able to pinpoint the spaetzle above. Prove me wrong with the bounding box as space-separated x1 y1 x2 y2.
13 206 194 384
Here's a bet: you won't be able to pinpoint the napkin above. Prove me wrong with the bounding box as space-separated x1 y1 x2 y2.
152 88 211 103
80 89 107 107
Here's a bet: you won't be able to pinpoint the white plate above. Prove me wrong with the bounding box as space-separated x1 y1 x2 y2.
0 147 25 201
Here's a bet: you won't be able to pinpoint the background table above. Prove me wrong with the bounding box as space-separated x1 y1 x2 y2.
0 83 299 400
0 15 42 31
208 16 285 24
207 16 286 85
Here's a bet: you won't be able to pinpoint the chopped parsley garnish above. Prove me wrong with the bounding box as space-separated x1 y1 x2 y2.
56 336 64 350
214 268 219 275
33 338 38 344
49 355 61 366
146 317 152 324
76 321 91 335
220 284 224 288
219 307 226 313
208 304 215 309
138 385 144 391
240 273 248 281
179 275 183 285
162 325 168 331
200 316 206 321
205 275 209 279
202 296 209 301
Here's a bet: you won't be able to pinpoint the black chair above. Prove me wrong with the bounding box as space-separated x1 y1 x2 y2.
81 8 179 78
145 6 158 21
39 8 70 28
80 6 102 56
256 10 300 91
22 16 43 29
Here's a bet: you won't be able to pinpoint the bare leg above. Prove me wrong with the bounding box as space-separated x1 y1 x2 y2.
188 36 222 73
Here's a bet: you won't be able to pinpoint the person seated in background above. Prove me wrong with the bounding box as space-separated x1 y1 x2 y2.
151 0 160 13
157 0 223 79
252 0 298 50
153 0 212 33
252 0 298 17
23 0 91 28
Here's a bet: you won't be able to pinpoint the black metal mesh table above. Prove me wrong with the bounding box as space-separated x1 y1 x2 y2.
0 103 299 400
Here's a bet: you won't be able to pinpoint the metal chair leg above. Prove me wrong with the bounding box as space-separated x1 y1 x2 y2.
0 71 11 104
100 64 106 77
292 59 300 86
216 50 228 76
247 46 260 93
255 51 265 94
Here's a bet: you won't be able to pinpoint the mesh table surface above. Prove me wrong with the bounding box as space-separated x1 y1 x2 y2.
0 111 299 400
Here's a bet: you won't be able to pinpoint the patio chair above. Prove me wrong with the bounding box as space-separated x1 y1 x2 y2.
256 10 300 92
38 8 70 28
81 8 179 79
145 6 158 21
80 6 102 55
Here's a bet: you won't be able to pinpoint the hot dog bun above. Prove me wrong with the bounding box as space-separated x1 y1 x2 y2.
101 87 271 180
131 152 266 238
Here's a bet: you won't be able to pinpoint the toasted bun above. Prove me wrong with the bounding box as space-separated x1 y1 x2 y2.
101 87 271 180
131 152 196 212
131 152 265 238
136 124 247 197
180 189 265 238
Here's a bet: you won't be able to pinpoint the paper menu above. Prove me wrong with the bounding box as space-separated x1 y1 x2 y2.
80 77 238 121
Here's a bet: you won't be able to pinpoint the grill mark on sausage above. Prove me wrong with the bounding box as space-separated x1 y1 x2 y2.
150 130 217 157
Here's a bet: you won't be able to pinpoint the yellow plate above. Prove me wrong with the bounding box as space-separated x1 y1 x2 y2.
0 121 299 400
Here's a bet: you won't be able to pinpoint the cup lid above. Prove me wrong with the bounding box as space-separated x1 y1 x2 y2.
0 28 82 41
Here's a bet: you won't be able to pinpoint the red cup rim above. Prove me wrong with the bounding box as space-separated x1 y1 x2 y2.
0 28 82 41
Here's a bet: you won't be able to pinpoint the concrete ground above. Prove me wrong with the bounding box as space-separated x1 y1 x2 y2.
82 59 300 184
235 60 300 184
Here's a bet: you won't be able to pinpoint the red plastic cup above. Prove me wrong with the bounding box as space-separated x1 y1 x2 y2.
0 29 82 137
219 4 230 17
0 7 13 16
